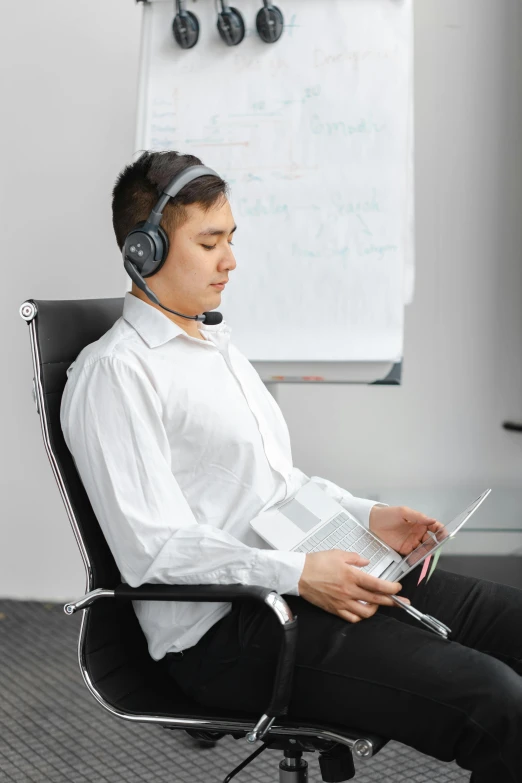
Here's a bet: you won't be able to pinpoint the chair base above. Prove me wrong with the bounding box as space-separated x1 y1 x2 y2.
187 733 357 783
278 750 310 783
223 744 315 783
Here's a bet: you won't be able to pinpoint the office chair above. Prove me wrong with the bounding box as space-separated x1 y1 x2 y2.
19 296 391 783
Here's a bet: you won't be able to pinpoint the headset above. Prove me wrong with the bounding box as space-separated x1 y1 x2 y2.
122 165 224 324
216 0 245 46
256 0 284 43
172 0 200 50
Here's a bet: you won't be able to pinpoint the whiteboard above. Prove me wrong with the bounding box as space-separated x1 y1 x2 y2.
135 0 413 374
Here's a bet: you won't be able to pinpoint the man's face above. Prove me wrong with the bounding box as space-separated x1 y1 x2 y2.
157 197 237 314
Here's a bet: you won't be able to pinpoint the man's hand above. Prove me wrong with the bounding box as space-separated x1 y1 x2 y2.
297 549 411 624
369 505 448 556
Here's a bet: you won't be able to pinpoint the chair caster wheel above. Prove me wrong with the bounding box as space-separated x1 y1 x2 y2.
196 739 217 748
185 728 225 747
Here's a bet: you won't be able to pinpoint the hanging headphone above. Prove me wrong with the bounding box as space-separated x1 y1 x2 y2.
256 0 284 43
172 0 200 50
216 0 245 47
122 165 224 324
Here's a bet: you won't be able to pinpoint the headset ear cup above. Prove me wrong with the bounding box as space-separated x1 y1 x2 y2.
152 225 170 275
123 222 169 278
172 9 200 49
140 224 169 278
217 8 245 46
256 4 284 43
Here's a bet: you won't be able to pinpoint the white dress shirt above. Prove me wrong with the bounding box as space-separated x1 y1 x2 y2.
60 292 380 660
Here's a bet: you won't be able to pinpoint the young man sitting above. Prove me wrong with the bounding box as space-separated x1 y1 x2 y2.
61 151 522 783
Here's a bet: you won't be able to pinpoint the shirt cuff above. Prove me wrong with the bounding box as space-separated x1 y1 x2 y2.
252 548 307 597
339 497 388 529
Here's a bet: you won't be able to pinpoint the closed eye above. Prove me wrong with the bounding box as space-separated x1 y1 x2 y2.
202 242 234 250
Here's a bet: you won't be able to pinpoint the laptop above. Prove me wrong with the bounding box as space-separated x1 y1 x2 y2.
250 482 492 582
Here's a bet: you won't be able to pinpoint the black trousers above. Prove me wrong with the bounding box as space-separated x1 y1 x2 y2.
165 564 522 782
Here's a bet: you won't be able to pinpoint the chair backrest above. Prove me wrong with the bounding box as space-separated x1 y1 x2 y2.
20 297 191 716
22 297 124 591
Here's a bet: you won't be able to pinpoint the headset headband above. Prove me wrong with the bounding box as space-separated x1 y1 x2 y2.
147 165 221 228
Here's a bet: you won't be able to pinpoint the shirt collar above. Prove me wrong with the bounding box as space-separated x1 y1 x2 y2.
122 291 232 349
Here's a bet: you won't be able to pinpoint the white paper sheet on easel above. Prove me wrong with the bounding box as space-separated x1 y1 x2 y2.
137 0 413 362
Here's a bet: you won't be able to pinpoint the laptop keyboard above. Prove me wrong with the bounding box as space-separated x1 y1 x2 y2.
294 511 390 572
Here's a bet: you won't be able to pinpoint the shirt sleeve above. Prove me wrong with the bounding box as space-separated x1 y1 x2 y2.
289 466 387 529
60 356 305 596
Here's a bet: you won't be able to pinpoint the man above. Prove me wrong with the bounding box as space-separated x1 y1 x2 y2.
61 151 522 782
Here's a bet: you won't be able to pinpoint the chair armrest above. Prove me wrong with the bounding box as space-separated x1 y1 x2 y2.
64 583 298 742
114 583 274 603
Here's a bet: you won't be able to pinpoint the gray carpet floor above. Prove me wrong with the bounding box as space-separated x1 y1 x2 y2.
0 597 476 783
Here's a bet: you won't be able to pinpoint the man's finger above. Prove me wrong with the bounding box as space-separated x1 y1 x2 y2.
402 507 435 526
358 588 411 606
410 514 444 534
427 521 449 540
410 511 437 527
358 572 403 594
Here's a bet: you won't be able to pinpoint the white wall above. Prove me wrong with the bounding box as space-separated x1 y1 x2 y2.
2 0 522 600
3 0 144 600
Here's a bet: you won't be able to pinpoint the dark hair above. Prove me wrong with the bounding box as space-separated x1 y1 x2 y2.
111 150 229 250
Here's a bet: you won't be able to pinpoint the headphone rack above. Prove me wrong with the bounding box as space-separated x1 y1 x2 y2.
136 0 285 49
